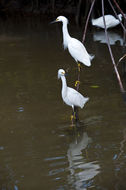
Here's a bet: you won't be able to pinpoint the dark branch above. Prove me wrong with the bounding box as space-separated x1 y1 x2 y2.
102 0 126 102
82 0 96 43
108 0 126 33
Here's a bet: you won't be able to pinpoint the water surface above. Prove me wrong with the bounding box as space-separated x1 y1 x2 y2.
0 17 125 190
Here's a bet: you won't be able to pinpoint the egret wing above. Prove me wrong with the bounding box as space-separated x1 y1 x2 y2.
67 87 89 108
68 38 91 66
104 15 117 28
93 15 118 28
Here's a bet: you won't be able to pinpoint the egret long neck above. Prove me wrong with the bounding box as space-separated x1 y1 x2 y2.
61 76 67 97
62 21 70 49
118 14 122 21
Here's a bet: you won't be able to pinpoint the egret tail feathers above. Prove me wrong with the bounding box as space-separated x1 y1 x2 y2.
81 97 89 108
89 54 95 61
91 19 95 25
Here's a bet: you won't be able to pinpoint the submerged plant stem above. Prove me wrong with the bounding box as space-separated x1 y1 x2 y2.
82 0 96 43
108 0 126 33
102 0 126 99
112 0 126 21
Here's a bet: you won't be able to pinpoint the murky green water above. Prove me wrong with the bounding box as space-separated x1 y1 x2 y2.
0 17 125 190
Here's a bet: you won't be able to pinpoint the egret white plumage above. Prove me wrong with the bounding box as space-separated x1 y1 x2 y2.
58 69 89 121
51 16 93 72
92 14 122 29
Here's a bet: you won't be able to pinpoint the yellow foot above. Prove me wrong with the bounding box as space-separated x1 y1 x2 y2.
75 80 80 87
70 113 76 121
70 115 74 121
78 63 81 72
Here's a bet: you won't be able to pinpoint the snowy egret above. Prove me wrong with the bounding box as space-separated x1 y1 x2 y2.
51 16 93 73
92 14 122 29
58 69 89 121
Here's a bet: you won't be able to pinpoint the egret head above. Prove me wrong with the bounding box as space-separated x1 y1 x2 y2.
58 69 66 79
51 16 68 24
118 14 122 20
56 16 68 23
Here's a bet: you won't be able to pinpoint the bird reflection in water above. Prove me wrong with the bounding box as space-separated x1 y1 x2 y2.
67 125 100 190
93 31 124 46
93 30 126 81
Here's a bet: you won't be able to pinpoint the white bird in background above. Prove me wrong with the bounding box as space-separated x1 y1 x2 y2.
92 14 122 29
58 69 89 121
51 16 93 72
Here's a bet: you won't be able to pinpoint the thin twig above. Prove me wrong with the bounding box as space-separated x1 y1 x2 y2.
108 0 126 33
82 0 96 43
112 0 126 44
75 0 82 25
102 0 126 100
112 0 126 21
74 69 81 124
75 0 95 123
52 0 55 14
117 128 126 160
76 71 80 91
117 54 126 67
76 0 95 122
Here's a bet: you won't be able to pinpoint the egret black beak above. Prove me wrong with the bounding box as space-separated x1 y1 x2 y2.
63 72 68 77
50 20 57 24
50 18 59 24
65 73 68 76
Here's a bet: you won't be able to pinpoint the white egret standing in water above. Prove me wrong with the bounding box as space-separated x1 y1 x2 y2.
92 14 122 29
51 16 93 78
58 69 89 121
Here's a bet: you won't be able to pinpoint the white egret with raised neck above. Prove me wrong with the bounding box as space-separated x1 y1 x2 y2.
58 69 89 122
51 16 94 73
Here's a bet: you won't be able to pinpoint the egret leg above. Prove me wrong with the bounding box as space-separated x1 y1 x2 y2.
73 112 76 119
70 108 79 127
70 109 76 126
75 63 81 90
78 63 81 72
70 112 76 121
74 106 79 122
70 114 74 126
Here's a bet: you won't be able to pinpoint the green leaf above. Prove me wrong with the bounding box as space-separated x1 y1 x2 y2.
90 85 99 88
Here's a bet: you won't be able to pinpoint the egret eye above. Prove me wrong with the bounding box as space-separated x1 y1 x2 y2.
56 18 59 21
62 72 65 75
